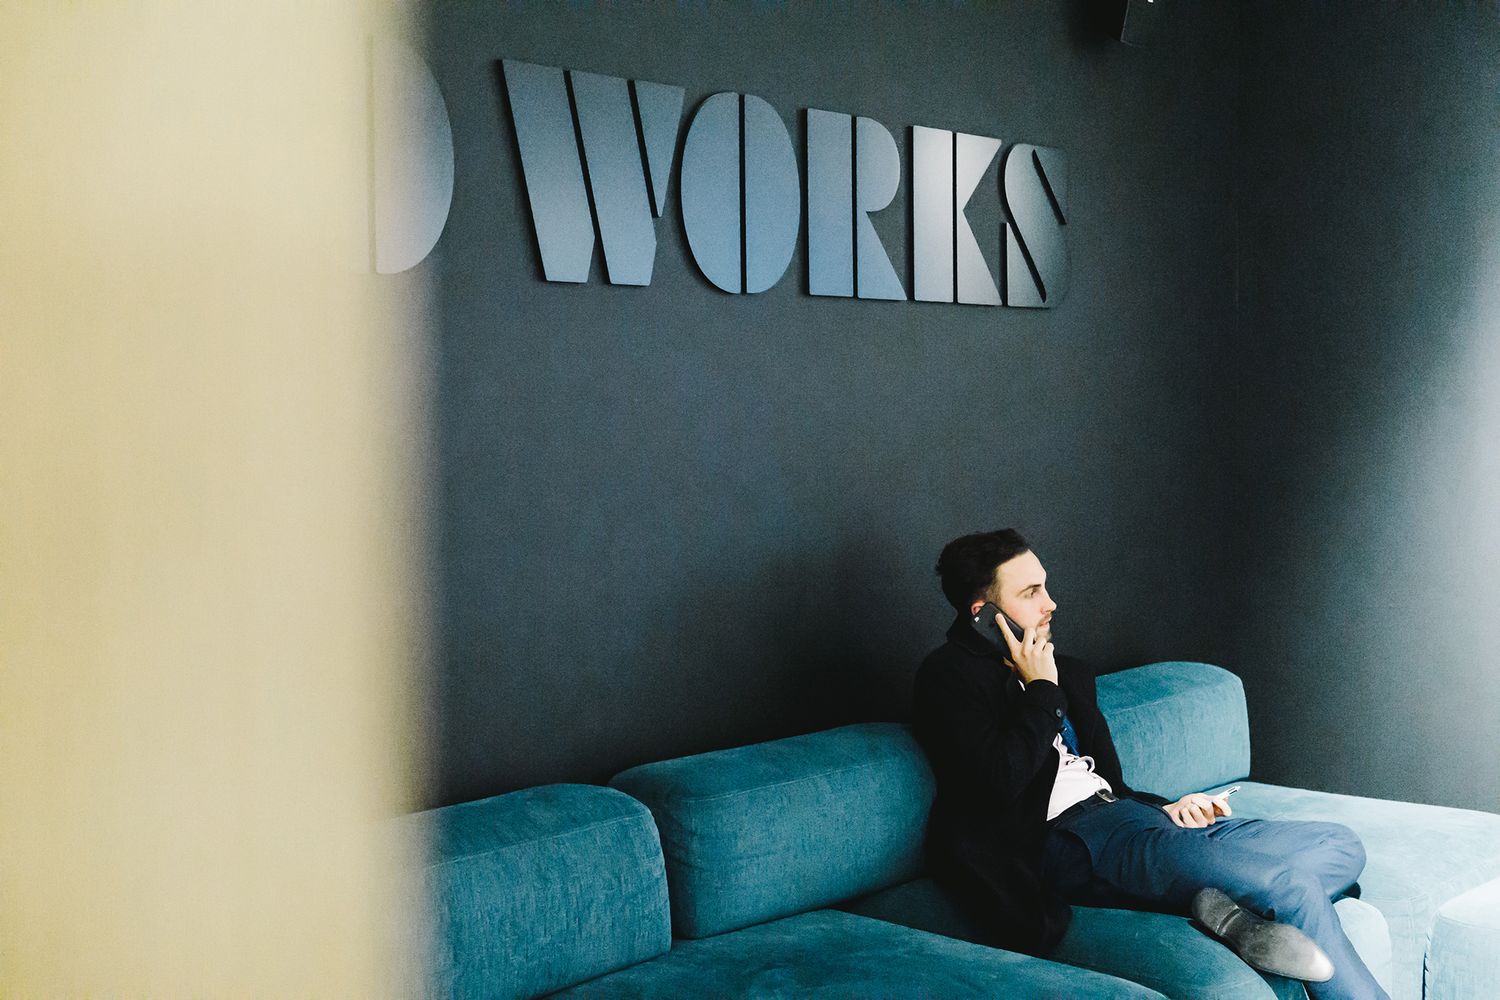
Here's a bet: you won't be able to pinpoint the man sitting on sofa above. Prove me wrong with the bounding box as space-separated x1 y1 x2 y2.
912 528 1389 1000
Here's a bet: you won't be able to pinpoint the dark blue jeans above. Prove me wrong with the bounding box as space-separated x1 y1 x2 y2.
1043 797 1389 1000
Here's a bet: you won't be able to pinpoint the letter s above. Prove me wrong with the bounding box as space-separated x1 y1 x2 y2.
1002 144 1068 308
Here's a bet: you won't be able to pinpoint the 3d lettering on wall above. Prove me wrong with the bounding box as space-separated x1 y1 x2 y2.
502 59 1069 308
369 38 454 275
372 49 1070 308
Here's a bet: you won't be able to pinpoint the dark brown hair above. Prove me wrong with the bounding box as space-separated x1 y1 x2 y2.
934 528 1031 613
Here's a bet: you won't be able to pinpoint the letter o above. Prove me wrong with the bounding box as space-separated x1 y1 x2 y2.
680 93 800 294
741 95 798 294
680 92 742 293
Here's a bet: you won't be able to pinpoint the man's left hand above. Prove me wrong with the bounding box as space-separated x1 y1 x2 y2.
1163 792 1231 828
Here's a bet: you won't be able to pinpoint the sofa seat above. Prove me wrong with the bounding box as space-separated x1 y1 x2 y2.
1055 897 1390 1000
550 909 1165 999
1220 781 1500 1000
840 876 1390 1000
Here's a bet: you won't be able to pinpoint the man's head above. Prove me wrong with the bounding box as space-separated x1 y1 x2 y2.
935 528 1057 639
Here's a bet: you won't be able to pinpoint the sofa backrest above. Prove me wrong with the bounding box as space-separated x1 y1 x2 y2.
394 783 671 1000
1097 661 1251 800
610 722 934 939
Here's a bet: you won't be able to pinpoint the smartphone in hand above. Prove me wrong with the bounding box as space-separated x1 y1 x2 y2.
1210 784 1240 817
970 601 1025 652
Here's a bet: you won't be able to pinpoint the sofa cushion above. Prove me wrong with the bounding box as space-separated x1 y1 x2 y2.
1323 897 1394 997
550 909 1166 998
1225 781 1500 1000
839 877 1390 1000
1097 661 1252 800
1425 876 1500 1000
394 783 671 1000
609 722 933 938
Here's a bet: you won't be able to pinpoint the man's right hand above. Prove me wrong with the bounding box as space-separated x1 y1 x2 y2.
996 613 1058 686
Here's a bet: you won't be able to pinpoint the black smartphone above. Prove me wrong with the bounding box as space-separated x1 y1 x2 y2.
970 601 1024 652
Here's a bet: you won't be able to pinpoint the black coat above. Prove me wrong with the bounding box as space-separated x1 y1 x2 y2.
911 615 1168 956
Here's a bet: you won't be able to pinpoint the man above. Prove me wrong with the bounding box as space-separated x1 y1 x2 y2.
912 529 1388 1000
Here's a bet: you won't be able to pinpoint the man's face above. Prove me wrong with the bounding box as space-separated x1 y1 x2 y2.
970 549 1057 640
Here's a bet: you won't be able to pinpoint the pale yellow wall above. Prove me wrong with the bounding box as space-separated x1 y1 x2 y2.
0 4 428 996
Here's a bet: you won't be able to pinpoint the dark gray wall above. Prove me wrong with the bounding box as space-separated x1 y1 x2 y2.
1222 2 1500 811
420 2 1240 808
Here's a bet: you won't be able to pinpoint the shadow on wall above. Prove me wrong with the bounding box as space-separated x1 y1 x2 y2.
1065 0 1134 51
589 530 922 783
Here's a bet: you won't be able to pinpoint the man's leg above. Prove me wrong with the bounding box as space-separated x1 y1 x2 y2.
1201 817 1366 901
1056 800 1388 1000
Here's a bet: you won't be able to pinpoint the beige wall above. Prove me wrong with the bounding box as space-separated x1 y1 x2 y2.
1 5 428 995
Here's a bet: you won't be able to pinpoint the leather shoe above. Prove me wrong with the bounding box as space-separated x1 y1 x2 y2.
1191 887 1335 982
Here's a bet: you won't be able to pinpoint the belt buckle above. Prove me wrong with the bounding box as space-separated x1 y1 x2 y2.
1098 790 1118 803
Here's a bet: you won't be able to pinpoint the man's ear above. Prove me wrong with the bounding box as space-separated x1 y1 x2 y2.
968 599 985 618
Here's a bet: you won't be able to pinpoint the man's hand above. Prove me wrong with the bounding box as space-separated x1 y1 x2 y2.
997 614 1058 686
1163 792 1233 828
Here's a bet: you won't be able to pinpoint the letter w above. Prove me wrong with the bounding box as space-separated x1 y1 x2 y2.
502 60 684 285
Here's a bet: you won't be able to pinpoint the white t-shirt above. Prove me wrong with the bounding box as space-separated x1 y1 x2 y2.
1016 677 1114 820
1045 732 1114 821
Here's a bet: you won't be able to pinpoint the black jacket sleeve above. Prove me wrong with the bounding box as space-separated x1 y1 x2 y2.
913 658 1069 809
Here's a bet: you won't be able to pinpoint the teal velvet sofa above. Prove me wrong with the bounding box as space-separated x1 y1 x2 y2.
405 661 1500 998
400 779 1157 998
1093 663 1500 1000
840 662 1500 999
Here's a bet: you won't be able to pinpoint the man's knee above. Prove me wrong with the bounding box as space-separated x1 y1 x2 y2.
1327 821 1365 854
1245 862 1325 921
1312 821 1367 872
